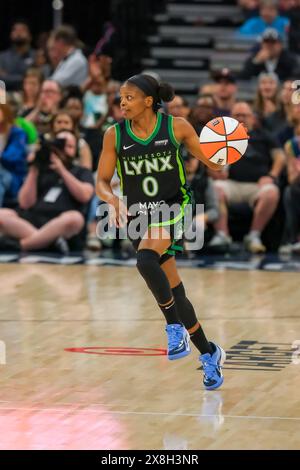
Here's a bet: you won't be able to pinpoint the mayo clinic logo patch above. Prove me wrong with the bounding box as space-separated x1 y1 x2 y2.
154 139 169 146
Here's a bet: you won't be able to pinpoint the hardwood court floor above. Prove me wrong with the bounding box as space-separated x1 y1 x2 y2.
0 263 299 450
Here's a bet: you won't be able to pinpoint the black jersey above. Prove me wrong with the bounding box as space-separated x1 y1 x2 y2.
114 113 190 215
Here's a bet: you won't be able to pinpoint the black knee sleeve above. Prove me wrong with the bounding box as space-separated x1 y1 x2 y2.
136 249 173 305
136 249 160 281
172 282 198 330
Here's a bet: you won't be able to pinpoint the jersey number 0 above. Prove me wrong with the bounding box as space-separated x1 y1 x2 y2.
142 176 159 197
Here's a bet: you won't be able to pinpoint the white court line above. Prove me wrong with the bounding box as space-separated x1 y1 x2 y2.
0 406 299 421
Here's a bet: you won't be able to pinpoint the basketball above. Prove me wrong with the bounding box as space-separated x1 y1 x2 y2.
199 116 249 166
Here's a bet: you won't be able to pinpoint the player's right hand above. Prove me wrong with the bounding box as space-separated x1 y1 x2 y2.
109 195 129 228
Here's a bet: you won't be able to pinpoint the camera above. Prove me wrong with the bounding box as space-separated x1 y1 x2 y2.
31 137 66 170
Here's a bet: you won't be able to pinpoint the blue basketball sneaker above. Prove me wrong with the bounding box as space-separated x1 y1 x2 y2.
165 324 191 360
199 342 226 390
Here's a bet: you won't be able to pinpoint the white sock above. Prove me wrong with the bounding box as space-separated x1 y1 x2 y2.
249 230 261 238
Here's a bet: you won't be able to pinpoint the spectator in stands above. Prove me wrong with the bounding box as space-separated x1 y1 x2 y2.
209 101 285 253
49 25 88 87
96 94 123 134
19 68 44 117
82 68 108 128
278 102 300 145
280 129 300 253
78 104 105 250
184 156 220 253
48 109 92 170
93 80 121 133
262 76 294 135
238 0 290 39
239 28 298 81
213 69 237 116
199 83 216 96
33 32 52 79
111 95 123 122
0 103 28 207
238 0 260 19
253 72 281 118
64 95 84 126
0 130 94 253
281 78 296 111
51 110 75 135
166 95 190 119
84 53 112 92
0 21 36 91
25 79 62 135
6 95 38 154
64 94 102 171
189 94 217 134
46 34 61 76
94 40 114 81
107 80 121 109
85 95 124 251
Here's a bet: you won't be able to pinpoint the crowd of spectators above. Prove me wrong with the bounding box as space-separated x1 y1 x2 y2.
0 0 300 257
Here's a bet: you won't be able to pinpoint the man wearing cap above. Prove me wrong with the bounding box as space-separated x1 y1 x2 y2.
213 69 238 116
239 28 297 80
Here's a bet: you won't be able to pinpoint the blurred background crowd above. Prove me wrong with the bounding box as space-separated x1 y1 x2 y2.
1 0 300 257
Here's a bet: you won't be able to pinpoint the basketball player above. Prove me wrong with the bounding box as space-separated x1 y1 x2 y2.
96 74 226 390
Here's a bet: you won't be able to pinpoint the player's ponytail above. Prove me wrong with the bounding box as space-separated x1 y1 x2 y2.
158 82 174 103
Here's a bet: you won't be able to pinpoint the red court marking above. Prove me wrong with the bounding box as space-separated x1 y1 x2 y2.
64 347 167 356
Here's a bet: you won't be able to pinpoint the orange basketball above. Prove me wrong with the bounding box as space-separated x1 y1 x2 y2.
199 116 249 166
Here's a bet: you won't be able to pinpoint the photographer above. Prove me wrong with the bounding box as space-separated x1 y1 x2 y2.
0 130 94 252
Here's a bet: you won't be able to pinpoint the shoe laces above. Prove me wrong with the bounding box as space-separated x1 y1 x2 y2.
166 325 183 350
201 354 218 380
